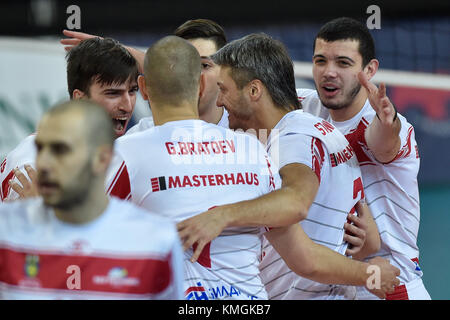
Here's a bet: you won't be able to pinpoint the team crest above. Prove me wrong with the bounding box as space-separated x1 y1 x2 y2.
24 254 40 278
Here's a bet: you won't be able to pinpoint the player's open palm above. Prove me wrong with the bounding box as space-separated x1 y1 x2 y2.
358 71 396 126
60 29 102 51
177 207 228 263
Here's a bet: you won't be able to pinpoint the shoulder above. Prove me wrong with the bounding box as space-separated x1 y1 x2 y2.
109 198 178 242
0 198 45 227
125 116 155 136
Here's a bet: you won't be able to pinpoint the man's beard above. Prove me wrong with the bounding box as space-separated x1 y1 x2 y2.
50 160 94 211
320 83 361 110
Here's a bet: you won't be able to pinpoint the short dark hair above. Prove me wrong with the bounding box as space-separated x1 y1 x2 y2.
212 33 300 111
174 19 227 50
314 17 376 67
66 37 139 98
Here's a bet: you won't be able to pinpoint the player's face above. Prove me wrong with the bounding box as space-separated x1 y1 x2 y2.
35 112 93 209
312 39 363 110
188 38 221 116
216 66 253 130
85 77 138 137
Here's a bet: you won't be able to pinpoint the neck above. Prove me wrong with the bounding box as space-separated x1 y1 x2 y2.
254 101 291 144
199 105 224 125
151 101 199 126
54 181 109 225
328 89 368 122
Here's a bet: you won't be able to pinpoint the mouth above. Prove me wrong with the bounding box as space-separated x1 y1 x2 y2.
112 117 129 136
321 84 340 98
37 181 59 196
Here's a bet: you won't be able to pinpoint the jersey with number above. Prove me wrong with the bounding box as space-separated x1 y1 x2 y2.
260 109 363 300
297 88 424 294
106 119 275 300
0 197 184 299
0 134 37 202
125 108 230 136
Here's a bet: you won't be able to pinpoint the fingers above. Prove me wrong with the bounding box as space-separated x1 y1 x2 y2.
190 241 206 263
357 71 376 95
13 167 29 189
60 38 81 45
24 165 37 182
9 180 24 195
378 82 386 99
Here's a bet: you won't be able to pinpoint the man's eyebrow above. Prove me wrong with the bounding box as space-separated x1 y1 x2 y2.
313 54 326 59
337 56 355 63
200 56 212 59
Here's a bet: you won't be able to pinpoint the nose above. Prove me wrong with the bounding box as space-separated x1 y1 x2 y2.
36 148 52 177
119 92 134 113
323 62 338 79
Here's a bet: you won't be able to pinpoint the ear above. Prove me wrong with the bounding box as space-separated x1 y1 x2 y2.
247 79 263 102
72 89 86 100
138 75 149 101
364 59 379 81
198 73 206 100
92 145 113 175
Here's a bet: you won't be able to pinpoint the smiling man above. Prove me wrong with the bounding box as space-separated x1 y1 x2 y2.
0 37 139 201
298 17 430 300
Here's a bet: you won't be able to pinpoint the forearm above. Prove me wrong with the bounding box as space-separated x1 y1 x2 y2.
221 186 309 229
366 116 401 163
266 224 370 286
125 46 145 74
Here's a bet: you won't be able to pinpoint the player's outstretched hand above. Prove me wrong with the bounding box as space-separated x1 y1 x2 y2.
177 207 228 263
9 165 39 199
60 30 101 51
358 71 397 125
344 200 368 256
366 256 400 299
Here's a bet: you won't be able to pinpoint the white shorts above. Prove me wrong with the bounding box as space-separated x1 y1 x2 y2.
356 278 431 300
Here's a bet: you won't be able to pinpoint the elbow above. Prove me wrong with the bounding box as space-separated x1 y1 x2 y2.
288 198 309 223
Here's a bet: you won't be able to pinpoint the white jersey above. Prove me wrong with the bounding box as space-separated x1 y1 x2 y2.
125 108 229 136
297 88 427 299
106 119 276 300
0 197 184 299
0 134 37 202
260 110 363 300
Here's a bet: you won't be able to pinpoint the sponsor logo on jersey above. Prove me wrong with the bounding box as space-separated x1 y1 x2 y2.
185 282 209 300
24 254 39 278
150 172 259 192
93 267 140 287
411 258 421 272
19 254 42 288
185 281 260 300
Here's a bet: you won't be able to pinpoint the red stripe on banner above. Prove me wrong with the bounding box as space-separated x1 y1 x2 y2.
0 247 172 295
385 284 409 300
108 164 131 200
1 170 15 201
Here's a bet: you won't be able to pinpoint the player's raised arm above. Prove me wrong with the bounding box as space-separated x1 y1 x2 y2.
358 71 401 163
61 29 145 74
265 223 400 299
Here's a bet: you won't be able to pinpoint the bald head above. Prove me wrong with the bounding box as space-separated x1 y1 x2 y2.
42 99 115 149
143 36 202 106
